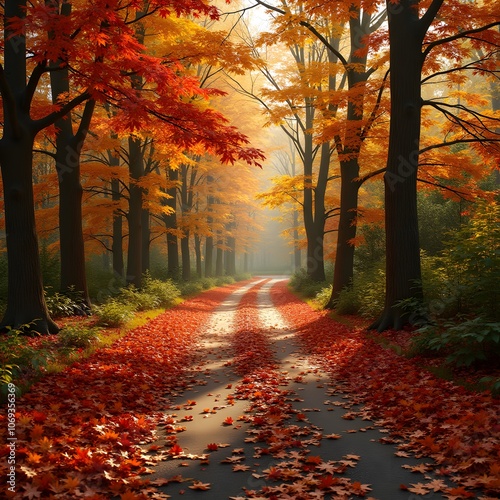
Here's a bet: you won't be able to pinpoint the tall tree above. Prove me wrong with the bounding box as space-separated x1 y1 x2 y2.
0 0 264 332
0 0 89 333
371 0 499 331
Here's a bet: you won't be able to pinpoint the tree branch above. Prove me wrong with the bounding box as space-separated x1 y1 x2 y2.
32 91 91 133
25 61 48 111
255 0 349 67
419 0 445 38
423 21 500 60
75 99 96 144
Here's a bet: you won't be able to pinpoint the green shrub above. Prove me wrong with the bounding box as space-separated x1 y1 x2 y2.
57 325 101 348
178 281 204 297
93 300 135 327
86 257 125 303
330 268 385 319
334 285 362 315
199 277 216 290
311 284 333 310
0 326 52 397
215 276 235 286
142 274 180 307
117 285 160 311
289 268 331 299
410 316 500 367
234 273 252 282
44 287 88 318
40 244 60 290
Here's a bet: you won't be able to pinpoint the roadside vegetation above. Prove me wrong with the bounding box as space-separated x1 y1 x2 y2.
0 267 251 401
290 198 500 395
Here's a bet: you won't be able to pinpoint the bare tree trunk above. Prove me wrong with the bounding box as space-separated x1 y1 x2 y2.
195 234 202 277
126 136 144 287
215 236 224 277
205 236 214 277
141 207 150 274
164 168 179 279
370 0 434 331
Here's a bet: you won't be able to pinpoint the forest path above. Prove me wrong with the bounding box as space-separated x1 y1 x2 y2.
146 278 447 499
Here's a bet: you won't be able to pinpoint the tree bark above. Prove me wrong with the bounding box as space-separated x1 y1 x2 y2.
226 235 236 275
141 206 150 274
0 0 58 333
110 164 124 278
0 133 59 333
370 0 433 331
49 0 93 312
164 168 179 279
126 135 144 287
52 101 94 310
303 111 327 282
328 7 370 306
181 232 191 281
195 234 202 277
205 235 214 277
215 236 224 277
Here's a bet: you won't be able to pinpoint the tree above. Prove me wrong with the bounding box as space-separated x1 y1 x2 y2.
370 0 499 331
0 0 264 333
248 0 388 285
0 0 89 333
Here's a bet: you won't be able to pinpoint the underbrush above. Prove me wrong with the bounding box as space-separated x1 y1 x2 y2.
289 265 333 299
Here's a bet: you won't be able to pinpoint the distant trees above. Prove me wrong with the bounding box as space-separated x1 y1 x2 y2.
251 0 499 330
0 0 264 333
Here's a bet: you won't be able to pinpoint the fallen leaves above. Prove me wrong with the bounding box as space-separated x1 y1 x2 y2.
5 277 499 498
270 280 500 498
0 283 243 499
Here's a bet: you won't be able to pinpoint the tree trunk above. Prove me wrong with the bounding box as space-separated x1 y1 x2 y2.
370 0 429 331
205 235 214 277
195 234 202 277
181 231 191 281
0 0 58 333
179 164 193 281
49 0 92 312
164 168 179 279
141 207 150 274
0 133 59 333
303 123 326 282
244 251 249 274
215 237 224 277
110 175 124 278
126 136 144 287
328 8 370 307
52 102 94 310
328 159 360 305
293 210 301 271
226 235 236 275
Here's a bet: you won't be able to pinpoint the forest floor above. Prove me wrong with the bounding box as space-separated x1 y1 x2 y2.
1 278 499 499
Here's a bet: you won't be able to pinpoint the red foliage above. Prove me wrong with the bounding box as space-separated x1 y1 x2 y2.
0 282 244 499
270 281 500 497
